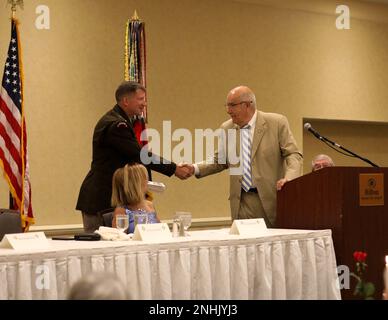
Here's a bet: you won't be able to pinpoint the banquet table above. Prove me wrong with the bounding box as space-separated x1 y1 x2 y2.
0 228 341 300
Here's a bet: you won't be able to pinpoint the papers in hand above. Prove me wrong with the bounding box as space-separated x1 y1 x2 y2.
95 226 131 241
147 181 166 193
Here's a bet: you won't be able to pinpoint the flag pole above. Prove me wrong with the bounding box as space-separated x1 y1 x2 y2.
8 0 24 19
11 2 16 19
131 10 140 21
7 0 24 212
8 0 18 209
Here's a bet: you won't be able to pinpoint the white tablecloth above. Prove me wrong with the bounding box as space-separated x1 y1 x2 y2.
0 228 340 300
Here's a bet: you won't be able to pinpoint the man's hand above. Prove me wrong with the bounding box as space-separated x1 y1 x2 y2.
276 178 288 191
175 163 194 180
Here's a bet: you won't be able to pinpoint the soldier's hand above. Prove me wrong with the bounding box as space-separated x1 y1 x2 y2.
175 163 194 180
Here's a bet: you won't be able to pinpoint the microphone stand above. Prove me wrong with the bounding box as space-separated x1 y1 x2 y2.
318 134 379 168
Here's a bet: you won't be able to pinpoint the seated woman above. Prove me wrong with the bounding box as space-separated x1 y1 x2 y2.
111 163 160 233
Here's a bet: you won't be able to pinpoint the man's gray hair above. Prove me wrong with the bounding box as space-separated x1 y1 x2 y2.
115 81 146 103
67 272 128 300
311 154 335 169
240 91 257 108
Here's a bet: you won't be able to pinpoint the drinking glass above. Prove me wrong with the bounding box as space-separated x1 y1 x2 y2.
133 212 149 230
174 212 192 235
115 214 129 233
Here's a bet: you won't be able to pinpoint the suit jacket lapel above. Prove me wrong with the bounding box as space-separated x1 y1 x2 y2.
251 111 266 160
232 123 241 158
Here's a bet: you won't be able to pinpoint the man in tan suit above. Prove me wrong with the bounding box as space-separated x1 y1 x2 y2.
187 86 303 226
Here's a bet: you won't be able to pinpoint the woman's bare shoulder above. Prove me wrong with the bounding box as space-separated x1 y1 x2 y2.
145 200 155 211
114 207 126 215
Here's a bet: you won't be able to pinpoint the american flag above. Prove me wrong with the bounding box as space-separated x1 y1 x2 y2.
0 18 34 230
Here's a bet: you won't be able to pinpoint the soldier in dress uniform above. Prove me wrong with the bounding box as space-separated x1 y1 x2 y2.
76 81 190 232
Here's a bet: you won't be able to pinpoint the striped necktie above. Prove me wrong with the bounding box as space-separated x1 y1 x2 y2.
241 124 252 192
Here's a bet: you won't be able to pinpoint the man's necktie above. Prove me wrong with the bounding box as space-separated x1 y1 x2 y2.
241 125 252 192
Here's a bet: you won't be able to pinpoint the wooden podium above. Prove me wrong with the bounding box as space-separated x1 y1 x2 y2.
276 167 388 299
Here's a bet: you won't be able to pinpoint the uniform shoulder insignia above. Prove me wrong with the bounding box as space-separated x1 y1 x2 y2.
116 121 128 128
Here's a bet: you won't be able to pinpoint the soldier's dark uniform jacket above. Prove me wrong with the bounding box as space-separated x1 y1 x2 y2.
76 105 176 214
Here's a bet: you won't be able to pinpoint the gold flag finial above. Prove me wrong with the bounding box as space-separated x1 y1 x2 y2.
131 10 140 21
7 0 24 18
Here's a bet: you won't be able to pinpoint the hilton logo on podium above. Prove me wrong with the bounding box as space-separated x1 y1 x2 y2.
359 173 384 206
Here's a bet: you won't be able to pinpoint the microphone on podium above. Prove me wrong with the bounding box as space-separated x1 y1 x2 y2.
303 123 323 140
303 122 379 168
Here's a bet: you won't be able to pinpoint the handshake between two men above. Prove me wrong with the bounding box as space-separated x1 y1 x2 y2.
174 163 195 180
174 163 289 191
76 82 302 233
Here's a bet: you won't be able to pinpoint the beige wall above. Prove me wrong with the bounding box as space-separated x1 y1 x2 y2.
1 0 388 226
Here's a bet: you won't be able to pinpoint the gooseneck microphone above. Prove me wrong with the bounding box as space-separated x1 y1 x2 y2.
304 123 322 140
304 122 379 168
304 123 340 147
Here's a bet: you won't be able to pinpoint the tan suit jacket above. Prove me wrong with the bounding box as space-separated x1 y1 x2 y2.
197 111 303 224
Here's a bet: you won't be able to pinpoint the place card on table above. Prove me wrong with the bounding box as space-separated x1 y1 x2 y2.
0 232 50 250
132 223 172 242
229 218 267 236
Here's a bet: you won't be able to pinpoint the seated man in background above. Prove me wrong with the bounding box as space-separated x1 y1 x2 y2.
311 154 335 172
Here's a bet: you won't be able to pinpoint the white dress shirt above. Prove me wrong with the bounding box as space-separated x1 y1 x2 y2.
194 110 258 175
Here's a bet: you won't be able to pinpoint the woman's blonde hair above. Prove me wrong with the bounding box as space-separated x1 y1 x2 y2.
111 163 148 207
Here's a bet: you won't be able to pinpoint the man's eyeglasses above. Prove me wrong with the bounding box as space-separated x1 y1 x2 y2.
225 101 252 108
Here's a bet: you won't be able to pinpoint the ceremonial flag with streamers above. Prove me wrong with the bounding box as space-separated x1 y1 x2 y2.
0 18 34 230
125 14 148 147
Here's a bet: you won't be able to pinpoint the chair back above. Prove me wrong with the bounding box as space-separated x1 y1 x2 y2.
0 209 23 240
102 211 114 227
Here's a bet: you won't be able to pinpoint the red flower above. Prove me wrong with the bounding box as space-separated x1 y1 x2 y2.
351 250 375 299
353 251 367 263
